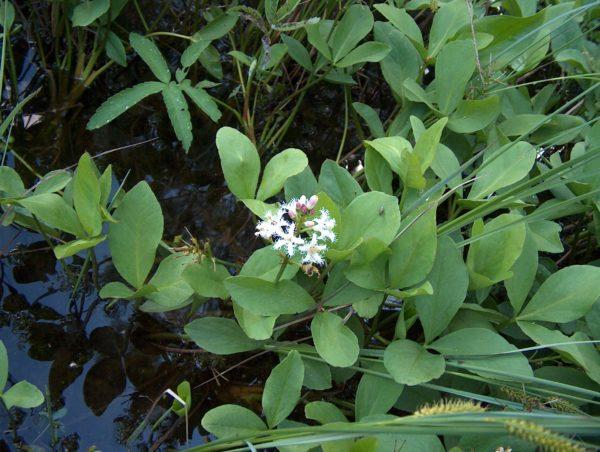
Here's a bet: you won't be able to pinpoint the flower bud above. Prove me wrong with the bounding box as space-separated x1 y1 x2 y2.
305 220 315 228
307 195 318 209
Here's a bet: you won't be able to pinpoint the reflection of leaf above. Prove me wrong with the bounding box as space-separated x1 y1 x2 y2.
124 353 157 388
83 357 126 416
49 349 87 402
90 326 124 357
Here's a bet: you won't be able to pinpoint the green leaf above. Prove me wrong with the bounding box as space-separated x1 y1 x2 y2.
306 20 333 60
194 12 239 41
427 0 470 58
108 182 163 289
528 220 563 253
105 30 127 67
311 311 359 368
129 33 171 83
373 22 421 97
240 246 299 282
73 153 103 236
505 232 538 314
181 81 221 122
305 401 347 424
466 214 527 290
225 276 315 316
146 254 195 307
383 339 445 386
0 166 24 197
447 96 501 134
330 4 373 62
373 4 423 48
198 45 223 79
181 39 211 68
335 41 390 68
301 351 332 390
281 34 312 71
413 117 447 173
389 205 437 289
415 236 469 343
431 144 462 192
86 82 164 130
233 302 277 340
71 0 109 27
184 317 262 355
162 82 193 152
318 160 363 207
172 381 191 417
34 170 71 195
241 199 277 219
363 136 411 180
429 328 533 380
54 236 106 259
517 265 600 323
469 142 536 199
0 1 15 30
336 191 400 250
518 322 600 384
201 404 267 439
17 194 84 236
99 281 135 299
256 149 308 201
0 341 7 391
364 148 393 194
2 381 44 409
353 103 384 138
182 260 230 299
263 350 304 428
355 363 403 420
216 127 260 200
435 40 476 115
285 166 319 201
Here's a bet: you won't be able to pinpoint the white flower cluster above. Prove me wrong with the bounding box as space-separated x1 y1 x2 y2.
255 195 336 266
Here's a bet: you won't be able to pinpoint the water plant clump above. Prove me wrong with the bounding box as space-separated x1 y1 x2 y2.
0 0 599 450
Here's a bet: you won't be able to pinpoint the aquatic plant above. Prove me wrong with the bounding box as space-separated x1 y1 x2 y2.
0 0 599 450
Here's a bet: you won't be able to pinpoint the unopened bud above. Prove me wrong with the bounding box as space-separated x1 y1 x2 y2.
307 195 318 209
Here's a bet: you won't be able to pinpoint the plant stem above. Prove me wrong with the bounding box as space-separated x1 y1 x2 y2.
274 256 289 283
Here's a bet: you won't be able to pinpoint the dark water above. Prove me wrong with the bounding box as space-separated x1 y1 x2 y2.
0 10 378 448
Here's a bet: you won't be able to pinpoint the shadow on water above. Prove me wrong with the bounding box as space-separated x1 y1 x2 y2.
0 7 369 449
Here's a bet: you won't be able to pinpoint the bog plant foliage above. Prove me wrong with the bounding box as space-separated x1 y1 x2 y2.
1 0 600 450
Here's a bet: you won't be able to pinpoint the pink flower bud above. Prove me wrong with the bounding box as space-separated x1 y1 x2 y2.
305 220 315 228
307 195 318 209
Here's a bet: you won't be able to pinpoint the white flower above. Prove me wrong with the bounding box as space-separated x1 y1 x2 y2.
273 222 305 257
313 209 336 242
255 209 286 239
285 198 298 219
299 234 327 265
